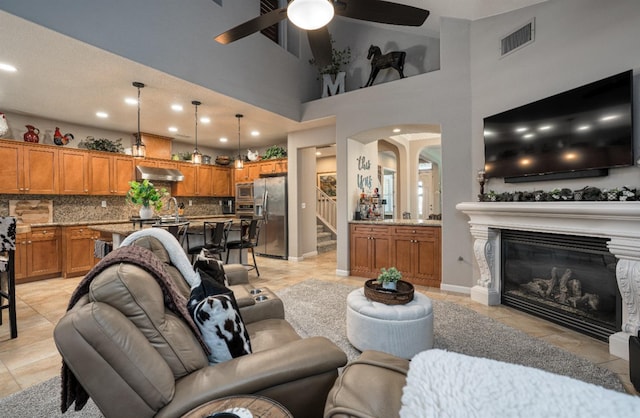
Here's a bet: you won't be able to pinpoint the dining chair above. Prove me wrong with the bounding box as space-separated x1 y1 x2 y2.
152 221 190 249
0 216 18 339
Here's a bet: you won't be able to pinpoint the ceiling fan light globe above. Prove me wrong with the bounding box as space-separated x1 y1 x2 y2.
287 0 334 30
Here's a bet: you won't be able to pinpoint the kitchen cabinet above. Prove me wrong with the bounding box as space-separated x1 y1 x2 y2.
212 166 232 196
0 140 59 194
234 159 287 184
59 149 89 194
88 152 134 195
391 226 441 288
172 163 197 196
14 226 61 283
62 225 100 278
259 158 287 176
350 224 392 277
172 163 222 196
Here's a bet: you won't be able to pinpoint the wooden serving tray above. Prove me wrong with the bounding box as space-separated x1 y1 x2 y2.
364 279 414 305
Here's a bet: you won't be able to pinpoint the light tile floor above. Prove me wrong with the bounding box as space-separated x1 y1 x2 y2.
0 250 637 399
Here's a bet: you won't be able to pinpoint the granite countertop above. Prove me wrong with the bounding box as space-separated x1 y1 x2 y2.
89 216 240 237
350 219 442 226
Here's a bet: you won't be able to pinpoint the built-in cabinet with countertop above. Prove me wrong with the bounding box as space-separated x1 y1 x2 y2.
14 226 62 283
234 158 287 184
350 222 442 288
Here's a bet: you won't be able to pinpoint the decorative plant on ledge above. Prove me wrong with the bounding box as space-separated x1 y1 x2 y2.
263 145 287 160
309 36 351 77
126 179 167 219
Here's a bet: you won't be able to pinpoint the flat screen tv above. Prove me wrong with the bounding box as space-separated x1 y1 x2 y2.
483 70 634 182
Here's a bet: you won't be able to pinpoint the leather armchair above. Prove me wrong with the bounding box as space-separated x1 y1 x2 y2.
54 237 347 418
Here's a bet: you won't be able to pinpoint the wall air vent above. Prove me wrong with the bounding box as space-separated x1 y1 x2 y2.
501 19 535 57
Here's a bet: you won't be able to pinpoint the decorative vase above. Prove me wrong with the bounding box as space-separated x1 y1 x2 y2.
139 206 154 219
382 281 397 291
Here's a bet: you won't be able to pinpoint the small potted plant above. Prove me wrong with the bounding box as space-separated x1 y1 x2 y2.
126 179 167 219
377 267 402 291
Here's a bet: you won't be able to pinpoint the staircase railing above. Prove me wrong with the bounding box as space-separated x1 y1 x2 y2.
316 187 337 235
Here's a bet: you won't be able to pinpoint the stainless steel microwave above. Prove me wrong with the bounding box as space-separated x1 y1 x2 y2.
235 182 254 202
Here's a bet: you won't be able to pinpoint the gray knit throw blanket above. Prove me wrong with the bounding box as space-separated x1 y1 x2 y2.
60 244 208 413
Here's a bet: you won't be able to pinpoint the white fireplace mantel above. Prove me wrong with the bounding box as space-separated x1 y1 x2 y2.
456 201 640 360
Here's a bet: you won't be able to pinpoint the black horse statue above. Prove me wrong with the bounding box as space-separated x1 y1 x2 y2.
363 45 406 87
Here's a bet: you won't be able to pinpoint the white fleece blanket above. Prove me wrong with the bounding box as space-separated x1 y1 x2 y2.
400 349 639 418
120 228 201 288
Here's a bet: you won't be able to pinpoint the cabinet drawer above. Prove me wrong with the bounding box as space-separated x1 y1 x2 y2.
351 225 389 235
393 226 438 237
30 227 60 240
68 226 95 239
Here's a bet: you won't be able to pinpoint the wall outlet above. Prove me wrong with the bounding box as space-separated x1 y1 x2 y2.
101 201 107 208
189 200 193 206
301 202 306 209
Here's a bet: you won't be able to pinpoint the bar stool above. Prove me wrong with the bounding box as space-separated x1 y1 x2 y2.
187 220 232 264
226 219 261 276
0 216 17 339
152 221 190 249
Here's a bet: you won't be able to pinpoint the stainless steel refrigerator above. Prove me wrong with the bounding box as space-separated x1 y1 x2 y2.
253 175 288 259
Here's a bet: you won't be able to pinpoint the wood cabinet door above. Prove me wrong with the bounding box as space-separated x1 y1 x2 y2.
234 165 249 183
63 226 96 278
350 233 373 276
413 237 439 283
88 153 112 195
172 163 197 196
371 236 392 274
392 236 414 276
212 167 231 196
247 164 261 182
14 233 28 282
196 165 213 196
23 146 58 194
259 161 276 175
0 142 23 193
59 149 89 194
27 228 61 277
111 156 134 194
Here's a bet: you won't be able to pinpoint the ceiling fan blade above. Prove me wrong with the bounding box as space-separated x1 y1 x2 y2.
214 8 288 44
336 0 429 27
307 27 332 68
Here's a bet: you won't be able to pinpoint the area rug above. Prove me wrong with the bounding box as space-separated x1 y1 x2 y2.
0 279 624 417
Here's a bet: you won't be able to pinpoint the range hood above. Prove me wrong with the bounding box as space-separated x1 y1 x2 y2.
136 166 184 182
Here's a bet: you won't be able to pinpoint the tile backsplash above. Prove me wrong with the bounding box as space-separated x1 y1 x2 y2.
0 194 230 223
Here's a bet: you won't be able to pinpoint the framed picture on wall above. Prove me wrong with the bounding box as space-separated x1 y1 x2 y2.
317 172 337 198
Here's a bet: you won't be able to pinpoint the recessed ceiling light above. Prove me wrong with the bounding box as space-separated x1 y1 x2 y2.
219 137 228 143
96 112 108 118
124 97 137 105
168 126 178 132
600 114 619 122
523 133 535 139
251 130 260 137
316 151 322 156
577 125 591 131
515 127 528 133
392 128 401 133
200 117 211 124
538 125 552 131
171 104 183 112
0 63 17 72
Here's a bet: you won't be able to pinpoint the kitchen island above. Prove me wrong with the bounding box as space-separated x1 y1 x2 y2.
350 219 442 288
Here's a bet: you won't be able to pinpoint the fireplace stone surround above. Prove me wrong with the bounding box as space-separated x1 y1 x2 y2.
456 201 640 360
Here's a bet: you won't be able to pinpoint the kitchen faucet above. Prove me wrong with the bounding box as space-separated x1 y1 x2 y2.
168 197 179 221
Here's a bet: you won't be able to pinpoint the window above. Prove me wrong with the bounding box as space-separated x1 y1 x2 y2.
383 171 395 217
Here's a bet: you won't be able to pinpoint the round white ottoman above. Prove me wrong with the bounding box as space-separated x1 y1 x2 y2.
346 288 433 359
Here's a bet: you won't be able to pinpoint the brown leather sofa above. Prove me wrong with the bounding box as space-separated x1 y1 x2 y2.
324 350 410 418
54 236 347 418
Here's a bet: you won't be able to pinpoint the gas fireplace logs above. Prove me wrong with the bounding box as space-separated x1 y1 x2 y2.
520 267 601 311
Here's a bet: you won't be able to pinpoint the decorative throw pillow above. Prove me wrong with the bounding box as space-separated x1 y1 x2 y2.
194 257 229 287
191 294 252 364
188 271 251 364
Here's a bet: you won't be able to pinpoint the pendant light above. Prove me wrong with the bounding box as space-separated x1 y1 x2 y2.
191 100 202 164
235 113 244 169
287 0 334 30
131 82 146 158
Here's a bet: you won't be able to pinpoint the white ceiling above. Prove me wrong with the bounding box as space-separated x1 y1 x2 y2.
0 1 546 151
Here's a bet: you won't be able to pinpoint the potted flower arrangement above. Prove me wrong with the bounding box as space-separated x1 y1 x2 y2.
377 267 402 291
126 179 167 219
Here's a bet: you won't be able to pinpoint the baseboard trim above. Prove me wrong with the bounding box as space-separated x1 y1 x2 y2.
440 283 471 295
303 250 318 259
336 269 350 277
288 256 304 262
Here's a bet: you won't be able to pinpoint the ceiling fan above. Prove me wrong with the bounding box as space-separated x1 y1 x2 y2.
214 0 430 68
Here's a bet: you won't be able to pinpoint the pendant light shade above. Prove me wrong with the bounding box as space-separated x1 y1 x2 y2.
235 113 244 169
191 100 202 164
131 82 146 158
287 0 334 30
